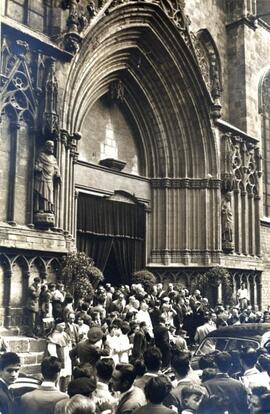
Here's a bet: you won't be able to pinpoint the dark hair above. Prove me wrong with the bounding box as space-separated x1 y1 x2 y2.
251 386 269 397
201 368 217 382
41 357 61 381
214 352 232 373
121 322 130 335
81 303 89 311
133 359 146 378
65 295 74 304
199 354 216 370
143 348 162 372
159 316 166 324
96 358 114 382
112 319 122 329
115 364 136 387
34 277 41 283
197 394 228 414
67 377 97 397
258 354 270 374
73 363 95 379
240 348 258 368
171 353 190 377
144 376 172 404
0 352 20 370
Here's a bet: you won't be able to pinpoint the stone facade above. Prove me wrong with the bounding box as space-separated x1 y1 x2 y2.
1 0 270 326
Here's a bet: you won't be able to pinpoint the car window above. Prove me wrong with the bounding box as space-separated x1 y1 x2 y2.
196 337 260 356
226 338 259 352
196 337 229 355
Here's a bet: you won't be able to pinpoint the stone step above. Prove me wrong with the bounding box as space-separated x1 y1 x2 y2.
19 351 44 377
4 336 47 353
2 335 47 376
0 327 20 337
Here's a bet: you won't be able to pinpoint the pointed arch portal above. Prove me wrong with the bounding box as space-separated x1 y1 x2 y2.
63 2 222 274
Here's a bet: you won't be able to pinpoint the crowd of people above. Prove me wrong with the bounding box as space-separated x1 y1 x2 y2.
1 278 270 414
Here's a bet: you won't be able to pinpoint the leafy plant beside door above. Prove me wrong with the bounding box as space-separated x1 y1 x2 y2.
61 252 104 304
197 266 233 305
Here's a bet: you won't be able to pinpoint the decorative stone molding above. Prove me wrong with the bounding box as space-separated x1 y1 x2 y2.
222 133 262 195
0 38 37 125
151 177 221 189
43 59 59 139
259 68 270 114
194 29 223 113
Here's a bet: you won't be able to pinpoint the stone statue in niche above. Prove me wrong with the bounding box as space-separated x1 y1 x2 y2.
34 140 61 228
221 192 234 253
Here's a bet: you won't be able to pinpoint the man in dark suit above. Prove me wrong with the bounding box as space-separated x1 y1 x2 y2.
20 356 68 414
203 351 249 414
65 312 80 347
25 276 41 337
153 317 171 368
111 363 146 414
0 352 21 414
69 326 109 366
134 377 176 414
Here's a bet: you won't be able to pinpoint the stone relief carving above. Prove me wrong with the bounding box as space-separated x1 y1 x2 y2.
61 0 97 52
109 80 125 102
259 69 270 114
222 133 262 195
34 140 61 228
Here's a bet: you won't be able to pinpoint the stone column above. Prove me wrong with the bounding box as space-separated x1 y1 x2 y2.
248 192 255 255
4 269 12 328
241 190 248 255
254 195 261 256
7 121 20 225
59 130 68 230
249 274 255 308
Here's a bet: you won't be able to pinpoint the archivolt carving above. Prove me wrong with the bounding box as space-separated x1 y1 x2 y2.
259 68 270 114
195 29 222 104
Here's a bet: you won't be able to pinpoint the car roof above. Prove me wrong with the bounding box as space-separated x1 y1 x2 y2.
206 323 270 340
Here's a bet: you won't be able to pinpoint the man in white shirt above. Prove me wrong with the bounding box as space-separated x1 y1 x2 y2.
240 348 270 392
95 358 118 412
237 283 249 310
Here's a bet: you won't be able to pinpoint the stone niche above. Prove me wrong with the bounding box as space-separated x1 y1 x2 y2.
79 96 141 176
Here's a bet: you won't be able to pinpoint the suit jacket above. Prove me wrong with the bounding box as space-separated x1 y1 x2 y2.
65 323 80 346
19 384 68 414
132 331 147 360
204 373 249 414
154 325 170 348
194 322 215 343
69 339 110 365
0 380 14 414
115 386 146 414
25 284 40 312
134 402 176 414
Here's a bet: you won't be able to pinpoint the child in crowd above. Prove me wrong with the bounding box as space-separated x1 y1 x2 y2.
181 385 207 414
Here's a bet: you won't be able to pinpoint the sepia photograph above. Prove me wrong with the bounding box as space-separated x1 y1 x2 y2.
0 0 270 413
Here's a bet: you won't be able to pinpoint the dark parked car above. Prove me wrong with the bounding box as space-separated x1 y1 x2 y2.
191 323 270 369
